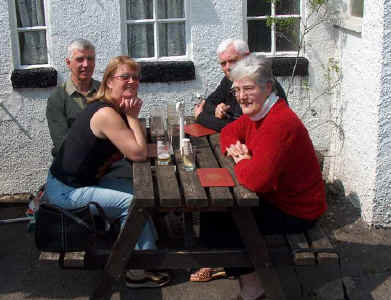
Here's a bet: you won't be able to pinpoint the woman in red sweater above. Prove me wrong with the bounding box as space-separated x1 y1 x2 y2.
218 54 326 300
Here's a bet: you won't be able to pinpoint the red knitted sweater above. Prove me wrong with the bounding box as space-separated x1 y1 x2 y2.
220 99 327 220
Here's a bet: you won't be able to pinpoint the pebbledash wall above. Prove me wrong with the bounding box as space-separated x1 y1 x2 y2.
2 1 389 226
327 0 391 226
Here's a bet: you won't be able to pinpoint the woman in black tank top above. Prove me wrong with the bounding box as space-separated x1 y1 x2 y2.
45 56 170 288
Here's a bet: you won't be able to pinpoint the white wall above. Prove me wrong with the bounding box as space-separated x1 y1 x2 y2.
0 0 333 195
328 1 391 226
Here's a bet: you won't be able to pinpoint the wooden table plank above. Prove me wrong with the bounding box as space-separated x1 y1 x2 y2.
190 136 233 207
133 161 155 207
156 165 182 207
175 151 208 208
209 134 259 207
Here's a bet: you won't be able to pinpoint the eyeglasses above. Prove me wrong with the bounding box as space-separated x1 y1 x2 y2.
230 85 257 97
112 74 140 81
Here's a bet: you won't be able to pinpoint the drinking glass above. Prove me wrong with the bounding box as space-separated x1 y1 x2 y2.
167 103 179 151
150 105 165 141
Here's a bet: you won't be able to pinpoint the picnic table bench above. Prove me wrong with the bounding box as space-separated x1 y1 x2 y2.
39 119 342 300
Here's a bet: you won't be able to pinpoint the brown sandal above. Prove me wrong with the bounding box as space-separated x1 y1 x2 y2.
189 267 227 282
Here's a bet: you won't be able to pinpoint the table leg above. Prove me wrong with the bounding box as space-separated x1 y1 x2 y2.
91 206 149 300
184 212 194 249
232 208 286 300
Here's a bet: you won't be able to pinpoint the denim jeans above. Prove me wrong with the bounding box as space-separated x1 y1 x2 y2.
45 171 157 250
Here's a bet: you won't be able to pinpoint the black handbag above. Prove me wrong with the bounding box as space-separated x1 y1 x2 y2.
35 202 111 252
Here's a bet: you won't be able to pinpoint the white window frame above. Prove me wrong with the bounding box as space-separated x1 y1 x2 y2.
334 0 363 33
120 0 190 62
8 0 51 69
244 0 303 57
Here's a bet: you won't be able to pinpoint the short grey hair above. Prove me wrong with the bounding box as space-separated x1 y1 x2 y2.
216 39 249 56
67 39 95 60
230 54 275 89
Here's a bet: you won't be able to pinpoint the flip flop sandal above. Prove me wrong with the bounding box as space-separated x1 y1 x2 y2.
189 268 227 282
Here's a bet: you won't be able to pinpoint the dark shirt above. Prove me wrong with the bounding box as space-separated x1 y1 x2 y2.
196 76 287 132
50 101 122 188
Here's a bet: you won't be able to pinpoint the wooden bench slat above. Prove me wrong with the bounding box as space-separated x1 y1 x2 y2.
306 224 339 264
156 165 182 207
209 134 259 207
133 161 155 207
286 233 316 265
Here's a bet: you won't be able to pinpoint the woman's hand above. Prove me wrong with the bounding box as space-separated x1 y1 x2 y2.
226 140 251 164
119 97 143 118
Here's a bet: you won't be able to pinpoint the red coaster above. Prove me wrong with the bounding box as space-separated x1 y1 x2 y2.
197 168 235 187
184 123 217 137
147 143 157 158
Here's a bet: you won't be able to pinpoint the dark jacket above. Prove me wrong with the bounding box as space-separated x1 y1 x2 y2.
196 76 287 132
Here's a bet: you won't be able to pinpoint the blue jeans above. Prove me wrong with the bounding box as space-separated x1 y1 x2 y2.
45 171 157 250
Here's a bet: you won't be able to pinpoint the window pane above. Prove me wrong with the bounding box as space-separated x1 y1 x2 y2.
127 24 154 58
158 22 186 56
276 18 300 52
126 0 153 20
16 0 45 27
247 0 271 17
19 31 47 65
276 0 300 15
351 0 364 18
248 20 271 52
157 0 184 19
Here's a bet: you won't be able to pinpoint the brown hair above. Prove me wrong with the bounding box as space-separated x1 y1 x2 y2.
88 56 140 104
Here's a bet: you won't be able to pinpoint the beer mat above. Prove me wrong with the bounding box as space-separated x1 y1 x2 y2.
197 168 235 187
184 123 217 137
147 143 157 158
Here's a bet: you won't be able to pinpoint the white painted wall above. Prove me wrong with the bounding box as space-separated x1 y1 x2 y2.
328 0 391 226
0 1 333 199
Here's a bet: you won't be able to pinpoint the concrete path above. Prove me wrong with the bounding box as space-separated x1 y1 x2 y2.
1 182 391 300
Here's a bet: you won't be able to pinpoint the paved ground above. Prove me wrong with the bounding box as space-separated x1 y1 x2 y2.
1 180 391 300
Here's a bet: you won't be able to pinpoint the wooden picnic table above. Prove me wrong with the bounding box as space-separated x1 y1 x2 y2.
91 120 287 300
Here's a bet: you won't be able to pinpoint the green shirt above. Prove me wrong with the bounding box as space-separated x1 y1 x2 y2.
46 78 100 156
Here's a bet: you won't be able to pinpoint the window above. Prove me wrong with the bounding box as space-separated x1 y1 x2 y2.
246 0 301 55
122 0 188 60
8 0 48 67
350 0 363 18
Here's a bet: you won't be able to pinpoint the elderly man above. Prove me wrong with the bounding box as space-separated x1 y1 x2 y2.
195 39 286 132
46 39 131 179
46 38 99 156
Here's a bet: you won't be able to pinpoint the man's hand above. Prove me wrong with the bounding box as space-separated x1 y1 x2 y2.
120 97 143 118
215 103 231 119
194 99 206 120
226 140 251 164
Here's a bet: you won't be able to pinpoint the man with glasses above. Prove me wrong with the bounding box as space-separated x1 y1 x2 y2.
194 39 286 132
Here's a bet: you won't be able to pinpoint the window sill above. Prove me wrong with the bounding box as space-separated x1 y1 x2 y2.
270 56 309 77
11 67 57 88
139 61 195 83
334 16 362 33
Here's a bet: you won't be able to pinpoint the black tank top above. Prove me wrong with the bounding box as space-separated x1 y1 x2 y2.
50 100 123 187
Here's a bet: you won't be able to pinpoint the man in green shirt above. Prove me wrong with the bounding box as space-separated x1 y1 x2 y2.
46 38 99 156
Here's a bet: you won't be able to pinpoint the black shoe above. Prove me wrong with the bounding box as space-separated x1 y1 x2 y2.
125 270 170 288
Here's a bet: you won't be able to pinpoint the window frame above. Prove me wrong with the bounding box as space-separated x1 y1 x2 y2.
334 0 363 33
8 0 51 69
244 0 303 57
120 0 190 62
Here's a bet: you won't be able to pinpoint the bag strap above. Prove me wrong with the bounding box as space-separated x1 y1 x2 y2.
40 203 94 233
